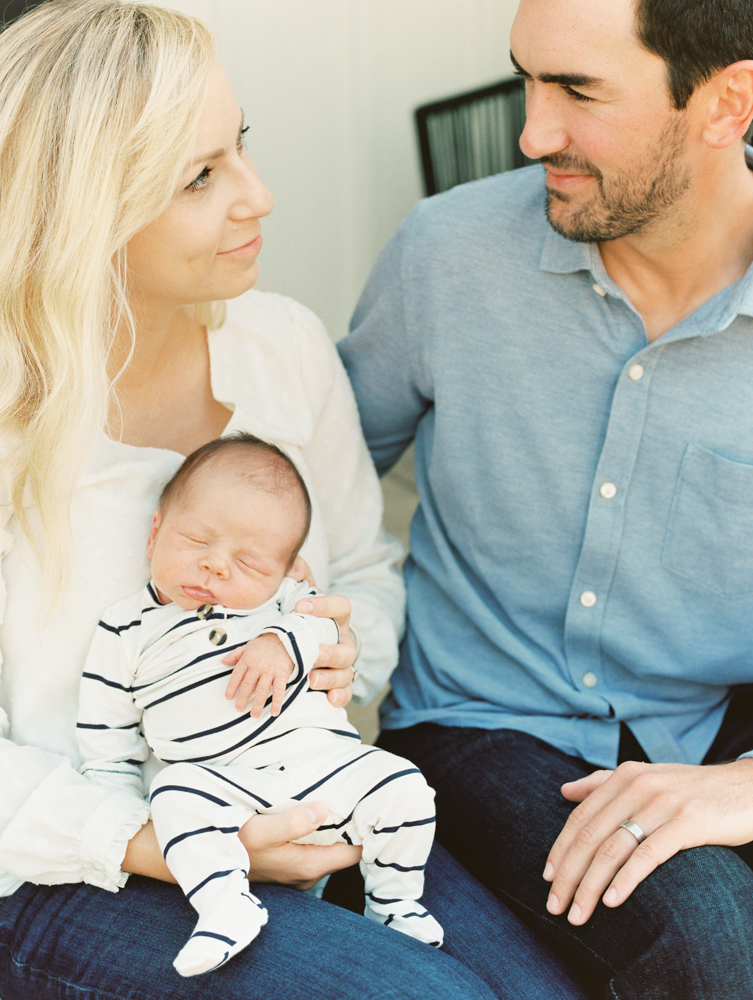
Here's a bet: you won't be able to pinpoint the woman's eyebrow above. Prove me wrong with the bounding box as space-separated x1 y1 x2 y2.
183 111 245 173
510 50 603 88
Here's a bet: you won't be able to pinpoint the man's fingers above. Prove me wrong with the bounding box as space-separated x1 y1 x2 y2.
602 820 684 908
561 824 649 923
547 763 643 877
561 769 613 802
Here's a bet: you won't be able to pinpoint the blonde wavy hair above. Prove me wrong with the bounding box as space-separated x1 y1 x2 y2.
0 0 222 594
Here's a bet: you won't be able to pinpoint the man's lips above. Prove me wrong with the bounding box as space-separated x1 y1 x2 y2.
217 234 262 257
544 166 595 191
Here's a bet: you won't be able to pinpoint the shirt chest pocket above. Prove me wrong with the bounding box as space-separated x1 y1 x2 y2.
662 444 753 598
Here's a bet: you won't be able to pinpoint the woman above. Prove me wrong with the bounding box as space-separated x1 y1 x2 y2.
0 2 589 997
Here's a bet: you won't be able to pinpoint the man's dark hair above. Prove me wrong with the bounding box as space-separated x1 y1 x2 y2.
159 432 312 559
636 0 753 110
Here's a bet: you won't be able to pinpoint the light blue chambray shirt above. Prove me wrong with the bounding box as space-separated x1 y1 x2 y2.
339 163 753 769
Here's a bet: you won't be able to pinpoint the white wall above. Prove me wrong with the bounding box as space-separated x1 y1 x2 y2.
166 1 520 340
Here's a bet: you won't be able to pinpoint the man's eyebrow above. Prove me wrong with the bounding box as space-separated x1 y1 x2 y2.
183 111 245 174
509 51 603 88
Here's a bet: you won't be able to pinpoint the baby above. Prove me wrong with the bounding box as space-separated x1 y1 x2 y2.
77 433 442 977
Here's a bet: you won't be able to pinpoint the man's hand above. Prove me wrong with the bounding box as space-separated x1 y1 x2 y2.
240 801 362 889
543 758 753 925
294 593 357 708
223 633 293 717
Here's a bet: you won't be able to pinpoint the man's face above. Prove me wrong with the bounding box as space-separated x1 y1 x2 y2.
510 0 693 243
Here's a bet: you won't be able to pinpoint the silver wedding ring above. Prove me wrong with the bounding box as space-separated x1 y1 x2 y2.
620 819 647 845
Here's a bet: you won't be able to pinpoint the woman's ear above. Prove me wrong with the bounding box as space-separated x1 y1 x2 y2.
701 61 753 149
146 509 162 560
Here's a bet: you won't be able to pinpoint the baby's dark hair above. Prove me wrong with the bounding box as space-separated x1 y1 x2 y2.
159 433 312 561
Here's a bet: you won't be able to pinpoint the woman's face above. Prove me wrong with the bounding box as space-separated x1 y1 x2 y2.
126 62 274 314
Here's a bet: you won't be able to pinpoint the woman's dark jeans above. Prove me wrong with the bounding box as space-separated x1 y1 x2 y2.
0 840 588 1000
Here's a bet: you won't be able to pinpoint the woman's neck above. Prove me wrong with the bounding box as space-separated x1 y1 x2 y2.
108 303 232 455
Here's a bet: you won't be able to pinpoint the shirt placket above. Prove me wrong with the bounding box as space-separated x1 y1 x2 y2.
563 313 659 758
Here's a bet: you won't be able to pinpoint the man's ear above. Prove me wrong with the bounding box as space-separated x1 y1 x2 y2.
145 509 162 560
701 61 753 149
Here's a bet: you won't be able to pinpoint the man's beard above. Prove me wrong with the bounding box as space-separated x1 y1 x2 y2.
543 115 691 243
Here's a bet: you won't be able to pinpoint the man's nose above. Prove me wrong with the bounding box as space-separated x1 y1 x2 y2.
518 84 570 162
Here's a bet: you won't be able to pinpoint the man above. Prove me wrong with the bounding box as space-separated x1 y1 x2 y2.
339 0 753 996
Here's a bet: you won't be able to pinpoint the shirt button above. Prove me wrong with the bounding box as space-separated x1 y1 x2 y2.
209 628 227 646
197 604 213 620
628 364 644 381
580 591 597 608
582 672 598 688
599 482 617 500
592 283 607 297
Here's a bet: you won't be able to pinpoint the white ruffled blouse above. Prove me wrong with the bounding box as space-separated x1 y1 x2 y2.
0 291 404 896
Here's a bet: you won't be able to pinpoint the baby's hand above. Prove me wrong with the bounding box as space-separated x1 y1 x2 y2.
223 634 294 718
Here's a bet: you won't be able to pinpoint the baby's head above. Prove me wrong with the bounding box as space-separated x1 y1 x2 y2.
146 433 311 610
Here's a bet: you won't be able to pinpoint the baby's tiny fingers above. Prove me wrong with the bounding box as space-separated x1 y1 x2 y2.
222 648 244 667
250 675 273 719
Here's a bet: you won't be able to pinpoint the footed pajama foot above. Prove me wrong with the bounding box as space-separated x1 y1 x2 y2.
365 898 444 948
174 884 268 977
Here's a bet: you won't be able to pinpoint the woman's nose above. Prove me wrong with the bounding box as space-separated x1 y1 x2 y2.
518 84 570 162
229 156 274 222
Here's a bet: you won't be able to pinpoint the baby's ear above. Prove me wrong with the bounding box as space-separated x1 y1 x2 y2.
145 510 162 560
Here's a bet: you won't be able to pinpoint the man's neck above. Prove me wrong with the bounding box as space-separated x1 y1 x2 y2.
599 146 753 343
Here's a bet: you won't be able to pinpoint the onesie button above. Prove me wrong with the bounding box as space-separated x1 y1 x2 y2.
209 628 227 645
196 604 213 620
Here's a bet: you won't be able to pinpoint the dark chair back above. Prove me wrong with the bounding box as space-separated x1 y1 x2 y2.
415 77 536 197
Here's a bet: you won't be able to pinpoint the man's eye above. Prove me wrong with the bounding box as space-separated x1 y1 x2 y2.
562 85 594 103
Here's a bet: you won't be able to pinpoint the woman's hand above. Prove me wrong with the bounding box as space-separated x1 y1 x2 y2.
239 800 362 889
125 803 362 889
295 593 357 708
543 758 753 925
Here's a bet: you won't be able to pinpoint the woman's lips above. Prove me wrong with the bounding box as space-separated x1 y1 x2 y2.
217 234 262 257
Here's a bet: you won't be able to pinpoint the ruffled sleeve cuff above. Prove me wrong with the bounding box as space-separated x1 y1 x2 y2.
79 788 150 892
0 756 149 893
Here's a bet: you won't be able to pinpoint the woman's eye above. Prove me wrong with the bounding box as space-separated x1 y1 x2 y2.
237 125 249 151
185 166 212 193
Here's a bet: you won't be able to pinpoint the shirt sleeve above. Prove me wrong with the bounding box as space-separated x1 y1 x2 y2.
76 616 149 798
0 534 148 893
338 218 433 476
284 298 406 704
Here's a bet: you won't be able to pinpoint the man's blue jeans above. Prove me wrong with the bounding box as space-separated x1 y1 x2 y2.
380 719 753 1000
0 841 588 1000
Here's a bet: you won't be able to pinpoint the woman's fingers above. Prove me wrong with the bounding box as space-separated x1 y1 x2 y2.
239 802 362 889
295 593 351 628
288 556 316 587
